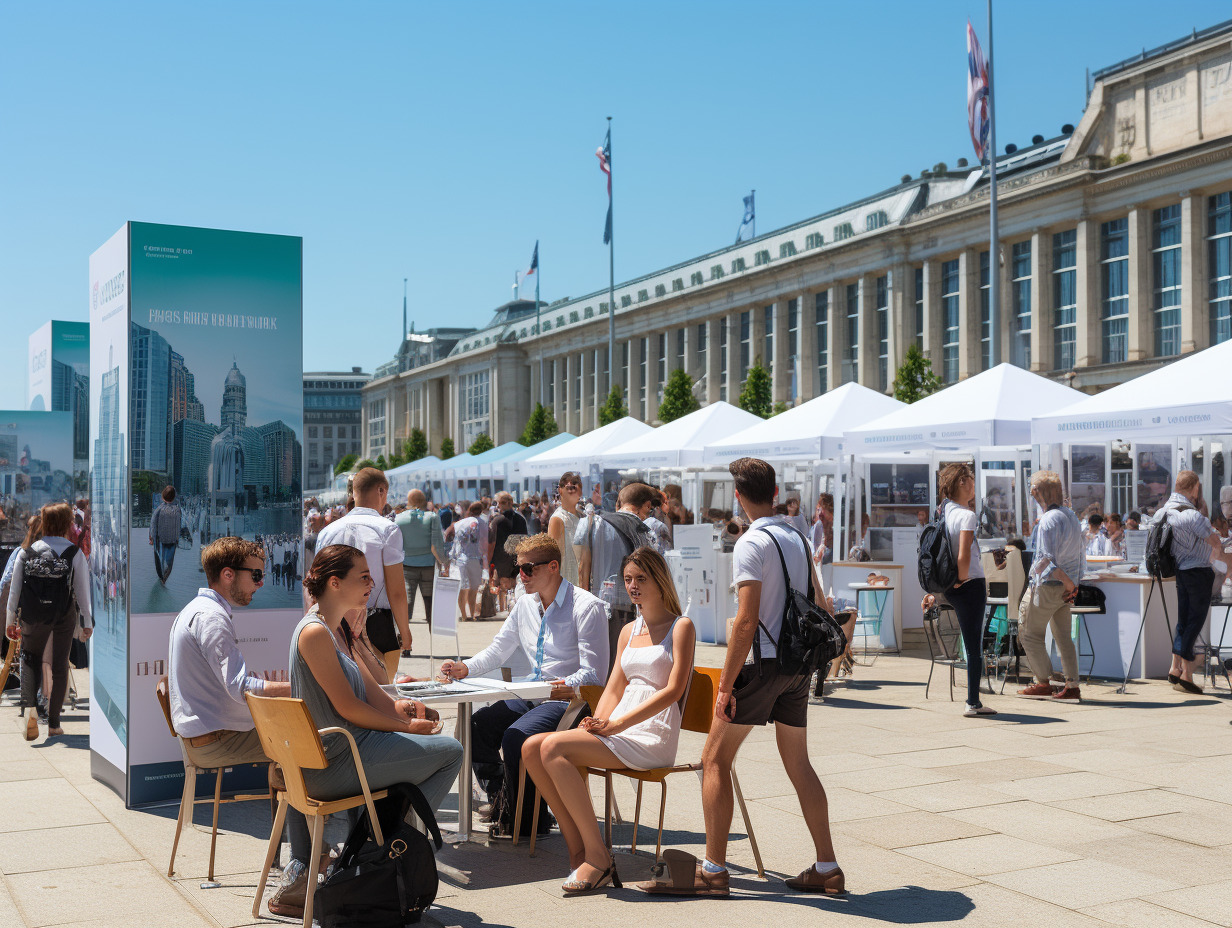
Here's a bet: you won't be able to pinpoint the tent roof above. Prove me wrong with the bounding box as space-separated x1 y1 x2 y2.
601 402 763 468
703 383 904 463
464 441 527 465
426 452 477 473
1032 341 1232 443
498 432 577 463
844 364 1087 452
385 454 440 476
525 418 653 471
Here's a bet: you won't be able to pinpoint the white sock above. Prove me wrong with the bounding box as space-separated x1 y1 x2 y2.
701 858 727 873
814 861 838 873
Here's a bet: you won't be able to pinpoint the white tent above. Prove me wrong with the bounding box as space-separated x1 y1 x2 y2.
524 417 653 473
703 383 905 464
844 363 1088 452
601 402 763 469
1031 340 1232 444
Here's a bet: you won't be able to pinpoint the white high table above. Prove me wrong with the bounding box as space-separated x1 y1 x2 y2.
382 678 553 843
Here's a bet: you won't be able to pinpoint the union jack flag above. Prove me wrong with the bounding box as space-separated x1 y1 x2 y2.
967 21 990 163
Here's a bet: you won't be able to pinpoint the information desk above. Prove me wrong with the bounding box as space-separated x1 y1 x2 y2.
1044 575 1177 680
832 562 902 651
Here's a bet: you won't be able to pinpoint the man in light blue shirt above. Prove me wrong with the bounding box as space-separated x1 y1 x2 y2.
440 533 607 840
395 489 447 629
1018 471 1086 703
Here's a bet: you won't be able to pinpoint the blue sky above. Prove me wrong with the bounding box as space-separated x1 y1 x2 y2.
0 1 1222 403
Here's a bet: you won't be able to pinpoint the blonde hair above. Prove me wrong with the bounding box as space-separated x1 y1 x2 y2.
1029 470 1064 507
621 546 683 616
515 533 561 566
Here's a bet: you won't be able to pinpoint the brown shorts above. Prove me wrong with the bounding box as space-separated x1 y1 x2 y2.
729 660 810 728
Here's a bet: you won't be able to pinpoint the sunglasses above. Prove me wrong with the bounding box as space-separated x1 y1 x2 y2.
235 567 264 583
561 482 582 490
517 560 553 577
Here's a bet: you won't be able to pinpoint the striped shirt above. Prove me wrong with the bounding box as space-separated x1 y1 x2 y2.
1155 492 1215 572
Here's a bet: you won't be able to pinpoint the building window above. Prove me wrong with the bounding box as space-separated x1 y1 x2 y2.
672 278 684 292
575 354 582 412
459 370 491 448
676 328 686 371
367 398 386 454
834 222 854 241
1101 217 1130 363
941 260 960 382
731 257 747 273
914 267 924 348
657 333 667 387
654 284 666 297
323 425 333 439
638 289 648 302
1211 193 1232 345
1053 230 1077 370
1153 204 1182 358
815 291 829 391
866 210 888 231
787 297 799 401
691 271 704 286
876 276 889 391
308 426 318 439
754 249 771 266
697 323 707 377
719 319 729 401
979 251 991 372
639 338 648 418
1010 241 1032 369
739 311 751 385
621 343 629 400
780 241 797 258
762 304 774 377
845 283 860 383
805 232 824 250
546 359 555 408
711 264 724 280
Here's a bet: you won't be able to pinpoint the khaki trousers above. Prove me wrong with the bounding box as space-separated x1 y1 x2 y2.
182 727 268 769
1018 582 1079 685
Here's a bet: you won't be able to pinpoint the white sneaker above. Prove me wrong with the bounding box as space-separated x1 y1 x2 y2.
963 704 997 717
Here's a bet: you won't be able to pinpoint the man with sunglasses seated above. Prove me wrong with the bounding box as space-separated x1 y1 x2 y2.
440 534 608 841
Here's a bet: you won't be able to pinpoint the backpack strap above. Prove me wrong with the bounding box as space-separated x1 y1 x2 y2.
754 527 799 666
598 510 647 555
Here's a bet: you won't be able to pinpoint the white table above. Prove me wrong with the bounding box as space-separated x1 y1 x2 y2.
382 678 552 842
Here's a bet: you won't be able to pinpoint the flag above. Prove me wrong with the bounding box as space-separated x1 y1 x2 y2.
967 20 990 163
597 128 612 244
525 241 538 277
735 191 755 243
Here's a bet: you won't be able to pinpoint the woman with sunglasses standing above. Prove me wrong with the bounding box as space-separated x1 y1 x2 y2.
549 472 584 586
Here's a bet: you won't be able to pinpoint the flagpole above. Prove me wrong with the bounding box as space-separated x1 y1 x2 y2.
606 116 616 398
536 256 544 407
986 0 1000 368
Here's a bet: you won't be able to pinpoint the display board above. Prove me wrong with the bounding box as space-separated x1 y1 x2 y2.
89 222 304 806
28 321 90 492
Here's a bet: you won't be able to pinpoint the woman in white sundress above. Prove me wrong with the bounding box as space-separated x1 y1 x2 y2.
522 546 695 897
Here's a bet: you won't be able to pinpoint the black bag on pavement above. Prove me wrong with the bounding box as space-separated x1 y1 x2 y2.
754 527 848 677
17 544 78 625
918 506 959 594
314 782 442 928
1144 506 1190 580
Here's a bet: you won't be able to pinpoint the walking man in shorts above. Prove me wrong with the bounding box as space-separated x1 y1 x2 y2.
641 457 842 897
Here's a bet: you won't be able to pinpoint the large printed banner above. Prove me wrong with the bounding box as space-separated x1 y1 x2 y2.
89 222 304 806
28 320 90 492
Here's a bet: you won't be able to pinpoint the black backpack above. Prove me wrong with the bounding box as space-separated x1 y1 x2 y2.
17 543 78 625
1145 505 1190 580
314 782 442 928
918 505 959 594
754 527 848 677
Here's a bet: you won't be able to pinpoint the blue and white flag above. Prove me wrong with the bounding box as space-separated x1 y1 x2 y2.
735 191 755 243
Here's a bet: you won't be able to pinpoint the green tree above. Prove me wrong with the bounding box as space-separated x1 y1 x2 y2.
354 458 377 472
737 360 773 418
771 400 790 416
440 437 455 459
375 454 388 470
657 369 700 422
893 343 943 403
404 428 428 462
598 385 628 426
468 433 495 455
333 453 357 477
388 450 405 468
518 403 560 446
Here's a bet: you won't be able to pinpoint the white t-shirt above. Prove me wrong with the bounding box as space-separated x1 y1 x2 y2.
315 507 405 609
944 501 984 580
731 515 810 659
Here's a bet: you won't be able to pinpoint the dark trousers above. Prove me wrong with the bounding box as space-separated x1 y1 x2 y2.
404 565 435 628
471 698 575 835
20 612 75 728
943 578 988 707
1174 567 1214 661
608 605 637 676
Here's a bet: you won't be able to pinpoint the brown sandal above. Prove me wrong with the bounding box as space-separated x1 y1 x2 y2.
636 849 729 896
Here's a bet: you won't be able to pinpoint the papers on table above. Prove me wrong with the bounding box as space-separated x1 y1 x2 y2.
395 680 484 699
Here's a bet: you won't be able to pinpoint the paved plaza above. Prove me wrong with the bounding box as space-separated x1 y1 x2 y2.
3 611 1232 928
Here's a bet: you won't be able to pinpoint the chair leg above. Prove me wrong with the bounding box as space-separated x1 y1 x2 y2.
511 765 526 848
630 781 643 854
208 767 223 882
528 785 541 857
252 796 288 918
168 766 195 877
731 770 764 878
654 781 667 862
302 814 324 928
924 659 934 699
603 772 613 854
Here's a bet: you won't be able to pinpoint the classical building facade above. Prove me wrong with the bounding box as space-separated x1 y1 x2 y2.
363 23 1232 460
304 368 370 490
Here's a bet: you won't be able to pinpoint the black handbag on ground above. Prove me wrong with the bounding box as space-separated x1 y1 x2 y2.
754 527 848 677
314 782 443 928
365 607 400 653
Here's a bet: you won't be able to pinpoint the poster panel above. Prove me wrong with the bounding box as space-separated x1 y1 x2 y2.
29 321 90 492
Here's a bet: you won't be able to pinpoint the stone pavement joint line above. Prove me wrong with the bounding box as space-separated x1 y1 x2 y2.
2 611 1230 928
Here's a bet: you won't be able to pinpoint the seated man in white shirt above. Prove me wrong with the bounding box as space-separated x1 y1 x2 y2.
440 533 608 841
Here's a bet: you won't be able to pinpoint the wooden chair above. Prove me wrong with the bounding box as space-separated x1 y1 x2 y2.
588 667 764 877
512 684 604 854
155 676 271 883
246 694 388 928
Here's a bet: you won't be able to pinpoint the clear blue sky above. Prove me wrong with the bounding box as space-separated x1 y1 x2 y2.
0 1 1222 403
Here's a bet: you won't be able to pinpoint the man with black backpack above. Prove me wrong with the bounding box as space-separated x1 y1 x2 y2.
642 458 843 898
5 502 92 742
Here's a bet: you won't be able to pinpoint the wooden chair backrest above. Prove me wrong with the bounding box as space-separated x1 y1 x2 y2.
155 675 177 738
579 685 605 714
682 668 720 734
245 694 330 772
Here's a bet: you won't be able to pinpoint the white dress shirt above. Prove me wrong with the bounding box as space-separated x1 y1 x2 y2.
315 507 404 609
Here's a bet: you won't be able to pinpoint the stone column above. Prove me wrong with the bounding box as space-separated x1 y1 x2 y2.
1181 193 1207 354
826 284 843 391
958 249 979 380
1075 218 1101 369
580 350 594 433
724 312 741 402
1029 230 1053 373
627 337 642 421
705 317 723 405
772 300 790 403
798 292 818 401
646 333 662 424
1126 206 1152 362
921 259 943 368
857 274 877 389
750 305 767 377
997 243 1013 367
888 263 910 380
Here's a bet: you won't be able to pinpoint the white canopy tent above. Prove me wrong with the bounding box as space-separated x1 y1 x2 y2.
524 417 653 474
600 402 762 469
